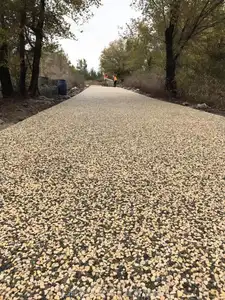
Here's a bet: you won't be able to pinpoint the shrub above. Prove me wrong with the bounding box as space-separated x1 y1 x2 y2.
178 72 225 108
124 70 167 99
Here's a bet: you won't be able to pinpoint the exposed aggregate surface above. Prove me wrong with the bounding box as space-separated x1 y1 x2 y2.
0 86 225 299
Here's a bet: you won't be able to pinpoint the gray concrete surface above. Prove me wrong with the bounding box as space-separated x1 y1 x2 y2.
0 86 225 299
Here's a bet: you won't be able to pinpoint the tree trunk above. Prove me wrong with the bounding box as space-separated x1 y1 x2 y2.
0 43 13 98
29 30 42 97
19 8 27 97
29 0 45 97
0 13 13 98
165 23 177 98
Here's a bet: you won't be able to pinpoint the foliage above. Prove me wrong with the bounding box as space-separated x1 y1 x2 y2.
131 0 225 95
100 0 225 107
76 58 88 78
76 58 102 80
0 0 102 97
100 19 165 77
177 24 225 107
100 39 131 78
124 70 165 98
149 1 223 54
87 68 102 80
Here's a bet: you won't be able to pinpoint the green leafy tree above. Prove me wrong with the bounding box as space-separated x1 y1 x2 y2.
28 0 101 96
77 58 88 72
100 19 162 78
89 68 97 79
76 58 89 79
88 68 102 80
1 0 102 98
121 19 156 72
100 39 131 78
133 0 225 96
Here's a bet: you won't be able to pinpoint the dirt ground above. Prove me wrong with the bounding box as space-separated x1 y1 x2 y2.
0 87 84 131
0 98 62 131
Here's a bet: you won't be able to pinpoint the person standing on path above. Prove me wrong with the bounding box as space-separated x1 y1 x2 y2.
104 73 108 82
113 75 117 87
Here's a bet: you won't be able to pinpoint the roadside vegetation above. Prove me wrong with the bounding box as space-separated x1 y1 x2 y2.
100 1 225 109
0 0 101 98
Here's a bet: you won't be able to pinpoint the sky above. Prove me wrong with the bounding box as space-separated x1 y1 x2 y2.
60 0 140 71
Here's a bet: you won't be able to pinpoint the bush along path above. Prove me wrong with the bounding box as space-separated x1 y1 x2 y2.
0 86 225 299
122 86 225 118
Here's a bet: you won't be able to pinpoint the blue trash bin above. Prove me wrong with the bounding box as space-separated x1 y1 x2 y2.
57 79 67 95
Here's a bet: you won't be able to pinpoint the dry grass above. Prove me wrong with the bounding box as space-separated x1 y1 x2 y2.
85 80 103 86
71 72 85 88
178 73 225 109
124 70 225 110
123 71 167 99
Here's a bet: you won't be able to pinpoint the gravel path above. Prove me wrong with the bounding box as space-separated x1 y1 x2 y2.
0 86 225 299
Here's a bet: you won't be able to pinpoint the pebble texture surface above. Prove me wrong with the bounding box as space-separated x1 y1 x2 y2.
0 86 225 299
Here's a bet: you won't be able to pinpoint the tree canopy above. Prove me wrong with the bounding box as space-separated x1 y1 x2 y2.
100 0 225 106
132 0 225 95
0 0 101 97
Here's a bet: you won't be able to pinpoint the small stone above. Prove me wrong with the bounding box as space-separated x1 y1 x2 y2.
196 103 209 109
177 290 183 297
151 276 156 282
